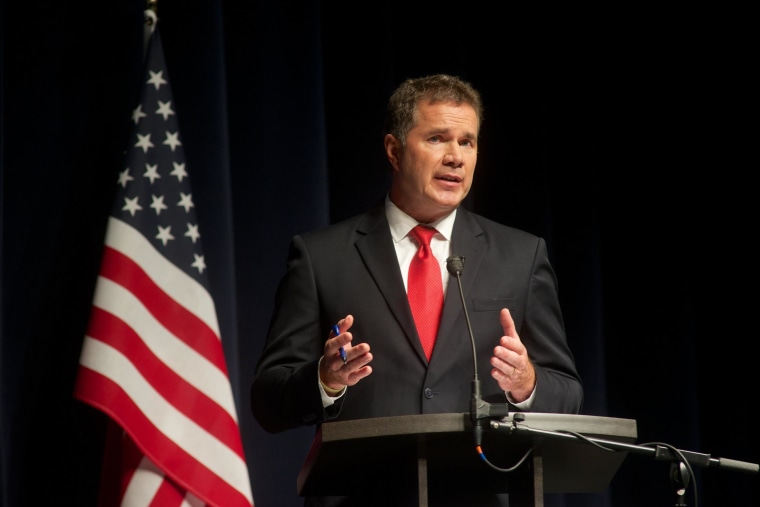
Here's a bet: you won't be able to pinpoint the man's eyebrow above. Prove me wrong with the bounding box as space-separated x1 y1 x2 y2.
424 127 473 136
430 129 478 141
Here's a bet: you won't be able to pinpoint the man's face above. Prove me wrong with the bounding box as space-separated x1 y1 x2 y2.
386 100 479 224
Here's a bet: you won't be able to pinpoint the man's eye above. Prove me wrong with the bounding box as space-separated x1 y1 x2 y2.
429 135 442 143
460 140 473 147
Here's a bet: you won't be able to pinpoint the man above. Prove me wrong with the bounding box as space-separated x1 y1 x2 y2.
251 74 583 505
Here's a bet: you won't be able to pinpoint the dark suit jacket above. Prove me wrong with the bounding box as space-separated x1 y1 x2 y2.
252 203 582 431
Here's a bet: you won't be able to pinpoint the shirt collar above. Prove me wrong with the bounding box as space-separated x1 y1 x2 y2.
384 194 457 243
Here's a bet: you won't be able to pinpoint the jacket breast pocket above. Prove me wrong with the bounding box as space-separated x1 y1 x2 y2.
471 298 516 312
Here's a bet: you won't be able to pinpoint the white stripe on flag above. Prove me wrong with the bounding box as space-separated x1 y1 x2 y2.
91 277 237 420
122 457 165 506
79 338 252 498
105 216 220 337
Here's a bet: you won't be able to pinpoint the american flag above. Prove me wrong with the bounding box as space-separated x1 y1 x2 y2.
74 18 254 507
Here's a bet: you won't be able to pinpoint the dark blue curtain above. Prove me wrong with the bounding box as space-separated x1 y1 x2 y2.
2 1 757 506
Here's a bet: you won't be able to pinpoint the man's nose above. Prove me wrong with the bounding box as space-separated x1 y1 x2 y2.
442 143 464 167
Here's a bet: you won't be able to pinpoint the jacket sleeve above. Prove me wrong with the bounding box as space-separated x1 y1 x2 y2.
517 237 583 413
250 235 343 433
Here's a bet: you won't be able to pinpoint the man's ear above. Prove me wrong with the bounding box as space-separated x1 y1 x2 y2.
384 134 401 170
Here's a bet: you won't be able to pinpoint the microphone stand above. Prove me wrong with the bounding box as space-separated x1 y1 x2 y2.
491 413 759 506
446 256 509 451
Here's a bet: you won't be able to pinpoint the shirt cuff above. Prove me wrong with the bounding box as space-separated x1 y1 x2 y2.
505 382 537 410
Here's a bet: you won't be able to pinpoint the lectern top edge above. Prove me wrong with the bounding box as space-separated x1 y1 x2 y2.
319 412 637 444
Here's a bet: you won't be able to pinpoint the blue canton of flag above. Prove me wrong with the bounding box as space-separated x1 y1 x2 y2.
117 29 207 288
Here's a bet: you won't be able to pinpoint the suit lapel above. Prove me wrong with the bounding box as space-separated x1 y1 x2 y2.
354 206 423 357
437 208 486 354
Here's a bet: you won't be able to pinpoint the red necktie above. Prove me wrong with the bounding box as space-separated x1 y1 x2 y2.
407 225 443 360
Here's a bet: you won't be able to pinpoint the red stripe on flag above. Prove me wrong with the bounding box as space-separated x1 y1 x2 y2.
119 430 146 501
98 246 227 373
86 306 245 457
150 475 187 507
75 367 252 507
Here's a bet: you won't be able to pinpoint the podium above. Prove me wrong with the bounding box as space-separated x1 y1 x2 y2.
297 412 637 507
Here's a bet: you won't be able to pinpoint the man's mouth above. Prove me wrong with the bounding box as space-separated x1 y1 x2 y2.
437 174 462 183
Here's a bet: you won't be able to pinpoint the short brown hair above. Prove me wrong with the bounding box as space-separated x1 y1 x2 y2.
384 74 484 145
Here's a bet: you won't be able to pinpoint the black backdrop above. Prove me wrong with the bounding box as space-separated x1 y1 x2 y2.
2 1 757 506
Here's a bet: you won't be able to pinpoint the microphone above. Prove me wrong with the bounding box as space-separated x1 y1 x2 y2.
446 256 509 448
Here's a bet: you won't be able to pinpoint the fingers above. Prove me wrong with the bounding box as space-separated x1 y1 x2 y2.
491 337 531 391
499 308 516 338
331 314 355 337
321 348 373 388
490 348 517 381
490 362 515 387
493 307 535 396
328 314 354 358
321 314 373 387
498 307 526 354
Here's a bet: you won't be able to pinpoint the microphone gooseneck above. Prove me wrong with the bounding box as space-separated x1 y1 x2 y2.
446 256 509 450
446 256 477 377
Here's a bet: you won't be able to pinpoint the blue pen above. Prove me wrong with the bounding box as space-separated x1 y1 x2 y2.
333 324 347 364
